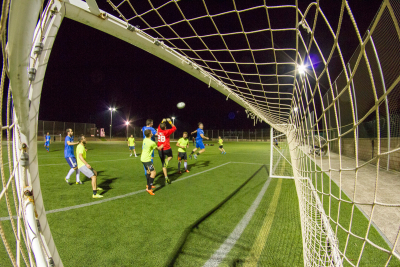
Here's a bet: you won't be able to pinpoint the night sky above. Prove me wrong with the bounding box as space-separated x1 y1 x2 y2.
34 0 382 137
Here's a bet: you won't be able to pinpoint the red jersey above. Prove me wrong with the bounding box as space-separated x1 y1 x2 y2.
157 125 176 150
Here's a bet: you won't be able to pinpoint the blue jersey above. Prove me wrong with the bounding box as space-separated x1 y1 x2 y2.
196 128 204 141
142 126 157 142
45 135 51 142
64 136 75 158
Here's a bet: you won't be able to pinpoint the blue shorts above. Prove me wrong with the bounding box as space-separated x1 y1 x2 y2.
129 146 135 150
45 142 50 146
65 157 77 168
196 140 205 149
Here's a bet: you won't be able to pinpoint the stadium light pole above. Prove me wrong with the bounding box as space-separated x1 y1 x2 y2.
109 107 116 140
125 121 129 140
171 116 175 140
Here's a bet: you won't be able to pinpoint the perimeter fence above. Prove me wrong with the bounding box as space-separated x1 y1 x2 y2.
37 120 96 141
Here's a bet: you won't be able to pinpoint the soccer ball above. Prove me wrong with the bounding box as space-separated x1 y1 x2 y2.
177 102 185 109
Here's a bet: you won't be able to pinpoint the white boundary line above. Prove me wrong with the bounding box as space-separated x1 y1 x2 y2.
203 174 272 267
1 162 235 221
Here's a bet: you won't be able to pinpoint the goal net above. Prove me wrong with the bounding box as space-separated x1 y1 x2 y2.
2 0 400 266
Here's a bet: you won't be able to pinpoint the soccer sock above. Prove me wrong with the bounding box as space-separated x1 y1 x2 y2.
93 190 97 195
75 169 80 182
149 177 155 188
146 173 151 188
190 151 194 155
66 168 75 179
197 153 200 155
184 162 187 170
178 162 181 171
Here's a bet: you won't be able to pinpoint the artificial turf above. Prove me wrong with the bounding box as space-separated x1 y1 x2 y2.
1 140 398 266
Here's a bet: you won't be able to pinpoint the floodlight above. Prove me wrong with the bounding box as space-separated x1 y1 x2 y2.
171 116 176 120
112 108 116 111
109 107 111 110
125 121 129 126
294 107 298 112
297 64 306 74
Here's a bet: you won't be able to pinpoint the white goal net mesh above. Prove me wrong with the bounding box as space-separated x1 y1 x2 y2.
1 0 400 266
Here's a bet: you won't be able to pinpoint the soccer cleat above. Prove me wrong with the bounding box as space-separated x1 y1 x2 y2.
165 177 171 184
146 185 156 189
178 171 182 174
92 194 103 199
189 155 192 159
130 154 132 157
65 178 71 185
135 155 137 157
185 170 190 173
76 181 83 185
96 187 103 191
146 189 155 195
194 154 197 160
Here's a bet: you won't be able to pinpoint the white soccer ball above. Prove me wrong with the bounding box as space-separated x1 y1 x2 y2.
177 102 185 109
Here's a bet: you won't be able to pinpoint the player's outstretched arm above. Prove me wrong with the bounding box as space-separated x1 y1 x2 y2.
191 130 197 135
156 144 164 150
67 140 79 146
200 134 209 140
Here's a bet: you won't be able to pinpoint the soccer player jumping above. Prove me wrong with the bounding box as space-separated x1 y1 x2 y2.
189 122 209 160
127 135 137 157
76 135 103 198
141 129 164 195
44 132 51 152
64 129 81 185
157 118 176 184
176 132 190 173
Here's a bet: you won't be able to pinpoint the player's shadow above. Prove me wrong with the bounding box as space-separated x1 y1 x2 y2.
49 149 62 152
97 178 118 195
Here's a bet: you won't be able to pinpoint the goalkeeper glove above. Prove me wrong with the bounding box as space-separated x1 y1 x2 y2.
167 118 172 124
162 118 166 123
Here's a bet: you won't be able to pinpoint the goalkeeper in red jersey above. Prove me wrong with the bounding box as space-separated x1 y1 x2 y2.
157 118 177 184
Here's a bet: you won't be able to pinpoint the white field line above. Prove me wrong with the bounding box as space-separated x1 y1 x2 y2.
0 162 232 221
203 175 272 267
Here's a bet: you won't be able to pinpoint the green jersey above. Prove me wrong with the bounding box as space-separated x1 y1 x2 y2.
218 138 223 145
141 138 157 162
177 138 189 152
76 144 86 169
128 137 135 146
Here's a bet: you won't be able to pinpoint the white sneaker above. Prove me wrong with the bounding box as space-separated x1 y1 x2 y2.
130 154 132 157
135 155 137 157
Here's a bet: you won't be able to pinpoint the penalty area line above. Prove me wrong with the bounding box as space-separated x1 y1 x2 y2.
0 162 231 221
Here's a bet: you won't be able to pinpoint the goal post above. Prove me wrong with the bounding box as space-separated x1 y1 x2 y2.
269 126 294 178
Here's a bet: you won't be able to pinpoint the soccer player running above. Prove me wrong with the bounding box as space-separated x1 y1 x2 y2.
64 129 81 185
76 135 103 198
141 129 164 195
176 132 190 173
141 119 157 168
157 118 176 184
127 135 137 157
189 122 209 160
44 132 51 152
218 136 226 154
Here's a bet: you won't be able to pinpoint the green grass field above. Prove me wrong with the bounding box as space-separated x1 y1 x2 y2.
1 141 303 266
2 140 399 266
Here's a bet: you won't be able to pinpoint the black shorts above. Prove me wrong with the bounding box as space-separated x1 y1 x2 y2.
142 161 155 172
158 149 173 165
178 152 187 161
219 145 223 149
